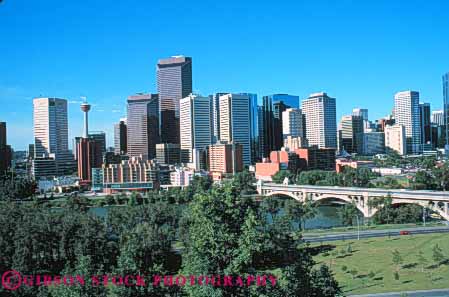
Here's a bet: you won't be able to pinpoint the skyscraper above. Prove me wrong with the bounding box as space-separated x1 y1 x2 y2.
0 122 12 174
219 94 251 165
239 93 259 162
180 94 211 163
301 92 337 149
394 91 421 154
338 115 364 154
352 108 368 121
32 97 75 178
419 103 431 146
127 93 159 160
443 72 449 150
432 110 444 126
260 94 299 157
33 98 69 158
157 56 192 144
114 119 127 155
210 92 229 144
282 108 303 139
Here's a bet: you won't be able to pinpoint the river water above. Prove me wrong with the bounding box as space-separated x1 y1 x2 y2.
88 205 347 230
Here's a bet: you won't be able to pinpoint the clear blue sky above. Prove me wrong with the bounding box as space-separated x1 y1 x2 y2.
1 0 448 150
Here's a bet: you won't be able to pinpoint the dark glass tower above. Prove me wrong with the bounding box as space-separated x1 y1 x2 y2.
157 56 192 144
419 103 431 146
127 94 160 160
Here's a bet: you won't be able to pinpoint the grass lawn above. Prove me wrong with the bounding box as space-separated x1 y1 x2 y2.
312 233 449 295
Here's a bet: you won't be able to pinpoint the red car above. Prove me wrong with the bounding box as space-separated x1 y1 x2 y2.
399 230 410 235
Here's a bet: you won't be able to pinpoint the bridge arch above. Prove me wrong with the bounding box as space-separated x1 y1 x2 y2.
312 194 367 217
265 191 301 201
369 199 449 221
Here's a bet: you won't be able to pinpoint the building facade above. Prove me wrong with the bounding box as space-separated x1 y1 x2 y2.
180 94 211 163
338 115 364 154
0 122 12 174
219 94 251 165
282 108 303 139
157 56 192 144
155 143 180 165
127 93 159 160
394 91 421 154
385 124 406 155
114 119 127 155
208 142 243 175
301 92 337 149
362 132 385 155
419 103 432 146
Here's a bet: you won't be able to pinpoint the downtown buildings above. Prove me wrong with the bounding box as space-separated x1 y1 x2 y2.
0 122 12 173
394 91 421 154
32 98 76 179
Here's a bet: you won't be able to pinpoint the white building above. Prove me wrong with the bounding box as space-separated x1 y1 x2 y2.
385 124 406 155
394 91 421 154
282 108 303 139
301 92 337 149
180 94 211 163
219 94 251 165
432 110 444 126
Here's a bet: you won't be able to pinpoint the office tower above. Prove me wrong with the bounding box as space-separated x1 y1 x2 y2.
180 94 211 163
385 124 406 155
114 119 127 155
157 56 192 144
260 94 299 158
88 131 106 155
284 136 308 150
238 93 259 162
32 98 75 178
282 108 303 139
338 115 364 154
0 122 12 173
301 92 337 149
208 142 243 175
362 132 385 155
444 73 449 150
33 98 69 158
219 94 251 165
294 147 336 171
419 103 432 146
127 93 159 160
394 91 421 154
432 110 444 126
210 92 229 143
77 101 102 182
352 108 368 121
155 143 180 165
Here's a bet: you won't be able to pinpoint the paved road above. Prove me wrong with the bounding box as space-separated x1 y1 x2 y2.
303 226 449 243
349 288 449 297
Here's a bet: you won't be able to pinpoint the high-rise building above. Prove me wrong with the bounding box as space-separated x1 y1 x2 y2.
155 143 180 165
260 94 299 158
385 124 406 155
338 115 364 154
219 94 251 165
89 131 106 154
394 91 421 154
362 132 385 155
419 103 432 146
282 108 303 139
239 93 259 163
127 93 159 160
0 122 12 174
180 94 211 163
352 108 368 121
301 92 337 149
157 56 192 144
443 73 449 150
32 98 75 178
210 92 229 144
432 110 444 126
114 119 127 155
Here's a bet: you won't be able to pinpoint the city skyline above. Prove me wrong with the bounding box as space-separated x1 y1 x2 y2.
1 1 449 150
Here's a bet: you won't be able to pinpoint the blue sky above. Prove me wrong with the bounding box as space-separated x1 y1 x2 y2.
1 0 448 150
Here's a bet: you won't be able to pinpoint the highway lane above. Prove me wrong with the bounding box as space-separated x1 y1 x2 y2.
303 226 449 243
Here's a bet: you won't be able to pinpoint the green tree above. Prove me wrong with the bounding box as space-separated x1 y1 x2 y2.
432 244 445 266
